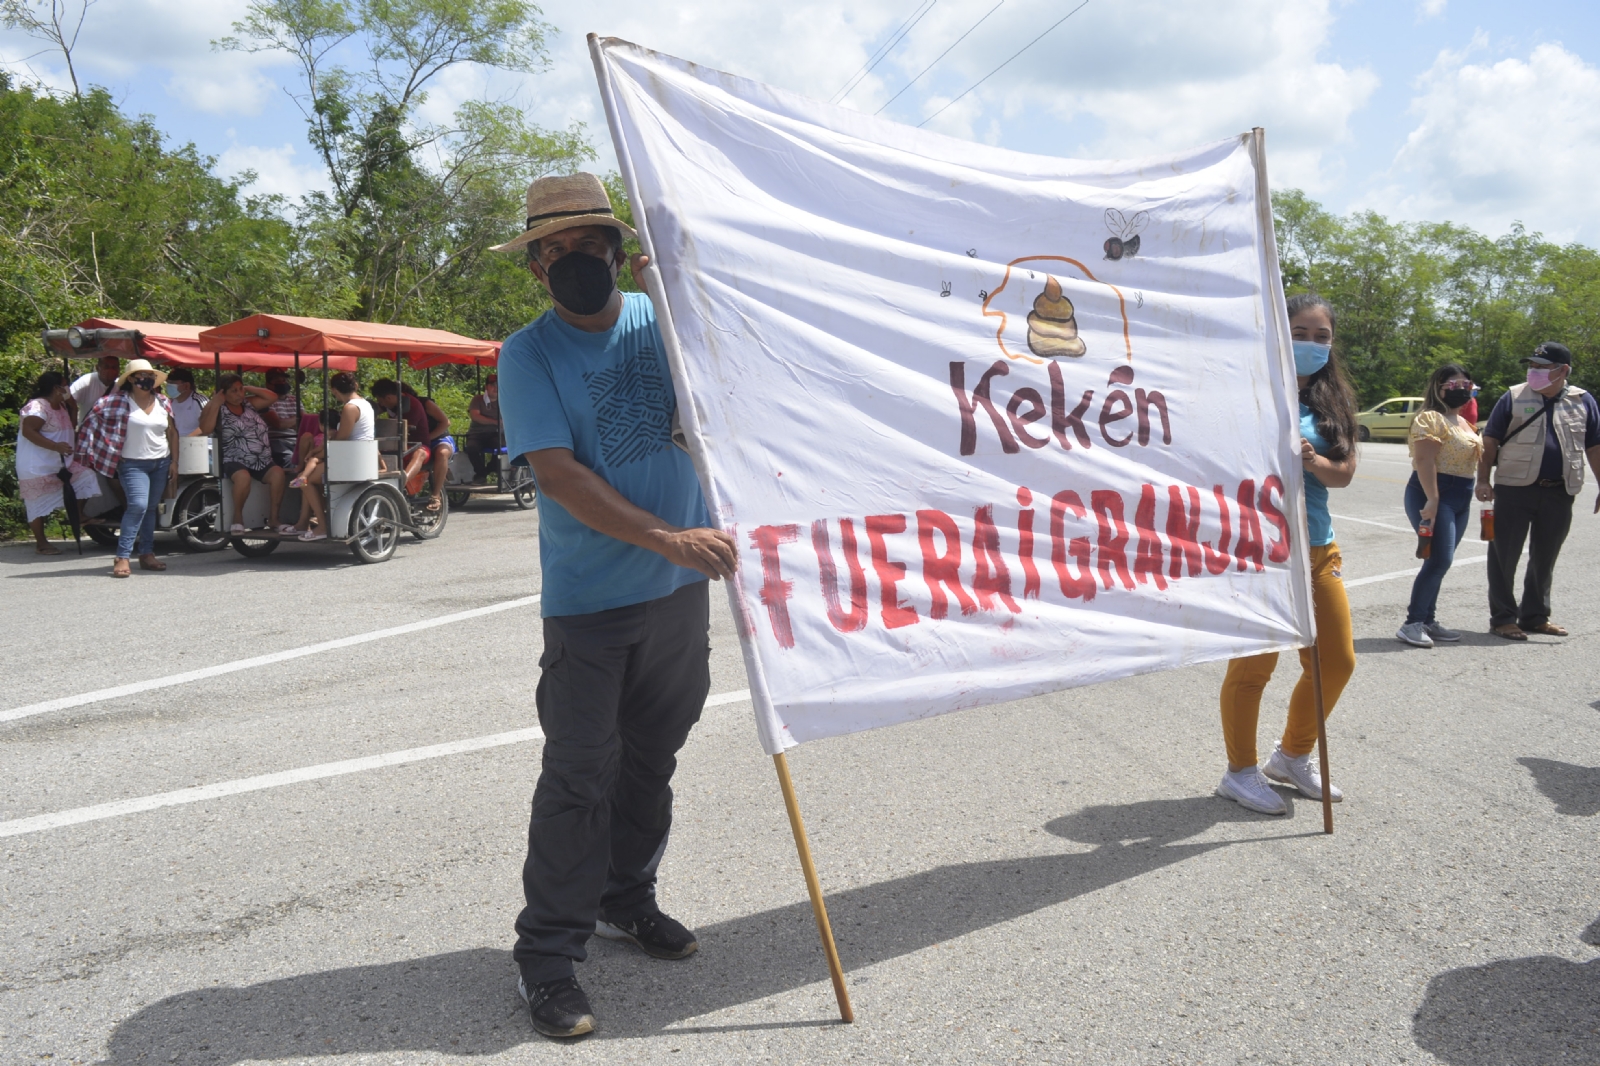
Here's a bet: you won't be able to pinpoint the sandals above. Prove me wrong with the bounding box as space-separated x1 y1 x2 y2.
277 524 299 535
111 559 131 578
1492 624 1528 642
425 495 443 513
35 544 62 555
299 530 328 542
1524 622 1569 637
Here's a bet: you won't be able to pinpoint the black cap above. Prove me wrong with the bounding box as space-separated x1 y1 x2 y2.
1528 341 1572 366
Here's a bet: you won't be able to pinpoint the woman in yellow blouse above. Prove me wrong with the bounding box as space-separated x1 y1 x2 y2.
1398 364 1483 647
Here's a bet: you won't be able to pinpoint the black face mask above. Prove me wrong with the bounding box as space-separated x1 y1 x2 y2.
545 252 616 316
1442 386 1472 408
132 376 156 392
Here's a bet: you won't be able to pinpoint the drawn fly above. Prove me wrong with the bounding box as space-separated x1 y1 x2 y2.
1103 208 1149 261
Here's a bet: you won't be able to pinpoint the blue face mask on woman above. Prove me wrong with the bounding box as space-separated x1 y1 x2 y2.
1293 341 1330 377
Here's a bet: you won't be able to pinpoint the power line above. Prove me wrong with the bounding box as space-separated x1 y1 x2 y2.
877 0 1006 116
831 0 940 105
917 0 1089 127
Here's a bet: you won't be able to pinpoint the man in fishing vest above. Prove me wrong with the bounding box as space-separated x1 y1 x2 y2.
1475 342 1600 640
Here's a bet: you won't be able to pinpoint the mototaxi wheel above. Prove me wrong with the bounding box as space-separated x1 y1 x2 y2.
84 522 120 549
174 481 228 552
349 485 401 563
447 489 470 509
409 491 447 541
513 476 536 510
230 535 280 558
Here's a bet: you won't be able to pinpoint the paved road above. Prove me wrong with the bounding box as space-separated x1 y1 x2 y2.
2 444 1596 1065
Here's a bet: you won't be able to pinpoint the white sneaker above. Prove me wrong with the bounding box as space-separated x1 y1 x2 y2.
1423 622 1461 642
1264 742 1343 802
1396 622 1434 648
1216 767 1287 815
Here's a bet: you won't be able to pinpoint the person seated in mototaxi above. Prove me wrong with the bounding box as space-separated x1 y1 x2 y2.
299 372 375 541
465 374 502 485
401 381 454 512
165 368 208 436
370 378 433 490
289 408 343 532
290 407 342 489
199 373 291 535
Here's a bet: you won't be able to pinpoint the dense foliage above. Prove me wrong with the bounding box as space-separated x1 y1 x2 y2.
1274 190 1600 400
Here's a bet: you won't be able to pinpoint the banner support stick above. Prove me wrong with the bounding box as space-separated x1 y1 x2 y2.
772 753 854 1023
1309 642 1334 835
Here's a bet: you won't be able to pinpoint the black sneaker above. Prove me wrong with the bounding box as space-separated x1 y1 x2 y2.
518 975 596 1039
595 908 699 960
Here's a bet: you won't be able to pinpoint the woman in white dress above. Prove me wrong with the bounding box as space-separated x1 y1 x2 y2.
15 371 100 554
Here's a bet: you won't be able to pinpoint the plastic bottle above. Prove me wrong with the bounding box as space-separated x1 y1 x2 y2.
1416 517 1433 559
1480 508 1495 542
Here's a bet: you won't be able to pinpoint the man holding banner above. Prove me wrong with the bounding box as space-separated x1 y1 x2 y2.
493 172 737 1040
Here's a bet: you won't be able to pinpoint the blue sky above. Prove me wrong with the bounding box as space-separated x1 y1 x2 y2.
3 0 1597 243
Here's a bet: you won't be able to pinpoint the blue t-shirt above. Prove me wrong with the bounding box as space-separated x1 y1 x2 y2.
499 292 711 616
1300 404 1334 547
1482 386 1600 482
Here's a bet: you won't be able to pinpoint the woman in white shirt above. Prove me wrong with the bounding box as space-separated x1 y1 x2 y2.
299 372 375 540
107 361 178 577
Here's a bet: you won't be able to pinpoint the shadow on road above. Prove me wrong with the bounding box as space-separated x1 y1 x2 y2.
1412 946 1600 1064
100 796 1304 1061
1518 757 1600 816
1351 631 1525 656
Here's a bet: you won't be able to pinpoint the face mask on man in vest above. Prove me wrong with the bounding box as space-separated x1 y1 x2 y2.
1527 365 1566 392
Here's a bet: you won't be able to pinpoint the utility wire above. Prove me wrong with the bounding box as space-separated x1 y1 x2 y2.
831 0 939 104
918 0 1089 127
877 0 1005 115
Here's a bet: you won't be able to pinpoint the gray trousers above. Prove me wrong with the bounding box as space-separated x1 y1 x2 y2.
1488 482 1575 629
513 580 711 985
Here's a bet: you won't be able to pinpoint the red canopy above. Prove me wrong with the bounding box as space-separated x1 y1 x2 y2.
79 318 359 372
198 314 499 367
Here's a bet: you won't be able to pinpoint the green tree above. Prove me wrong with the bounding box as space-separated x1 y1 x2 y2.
220 0 593 337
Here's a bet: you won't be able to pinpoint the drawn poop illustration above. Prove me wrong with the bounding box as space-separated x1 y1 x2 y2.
982 255 1131 366
1027 276 1085 358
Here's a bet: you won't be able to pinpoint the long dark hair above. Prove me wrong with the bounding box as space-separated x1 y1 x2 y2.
1288 293 1358 461
1422 363 1470 414
29 370 66 400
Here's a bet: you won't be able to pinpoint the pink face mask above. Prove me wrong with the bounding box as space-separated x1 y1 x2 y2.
1527 367 1558 390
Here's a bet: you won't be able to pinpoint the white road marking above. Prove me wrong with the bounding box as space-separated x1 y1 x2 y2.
0 689 754 839
1344 556 1487 588
1331 513 1417 535
0 593 543 725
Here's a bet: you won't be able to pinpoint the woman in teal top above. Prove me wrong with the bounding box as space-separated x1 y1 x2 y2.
1217 293 1360 816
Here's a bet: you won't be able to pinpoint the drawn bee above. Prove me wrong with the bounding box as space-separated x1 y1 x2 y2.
1103 208 1149 261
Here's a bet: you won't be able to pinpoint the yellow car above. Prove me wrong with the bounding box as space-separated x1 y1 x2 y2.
1356 396 1425 442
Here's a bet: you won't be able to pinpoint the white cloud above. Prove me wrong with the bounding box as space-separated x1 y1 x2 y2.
503 0 1375 193
1387 39 1600 242
0 0 292 115
218 142 330 202
1417 0 1447 21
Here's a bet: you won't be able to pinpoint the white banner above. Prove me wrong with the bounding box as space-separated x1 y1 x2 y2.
591 37 1315 755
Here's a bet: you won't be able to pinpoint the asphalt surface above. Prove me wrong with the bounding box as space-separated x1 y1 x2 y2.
1 442 1596 1065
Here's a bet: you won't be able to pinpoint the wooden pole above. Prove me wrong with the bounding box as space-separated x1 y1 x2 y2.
772 753 854 1023
1309 641 1334 835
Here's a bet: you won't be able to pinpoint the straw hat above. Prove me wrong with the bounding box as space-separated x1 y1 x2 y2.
115 358 168 389
490 173 638 253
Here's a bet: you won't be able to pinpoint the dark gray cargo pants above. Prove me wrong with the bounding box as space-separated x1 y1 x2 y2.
513 579 711 985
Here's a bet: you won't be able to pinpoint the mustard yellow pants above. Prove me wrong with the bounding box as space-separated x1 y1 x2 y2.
1220 543 1356 766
